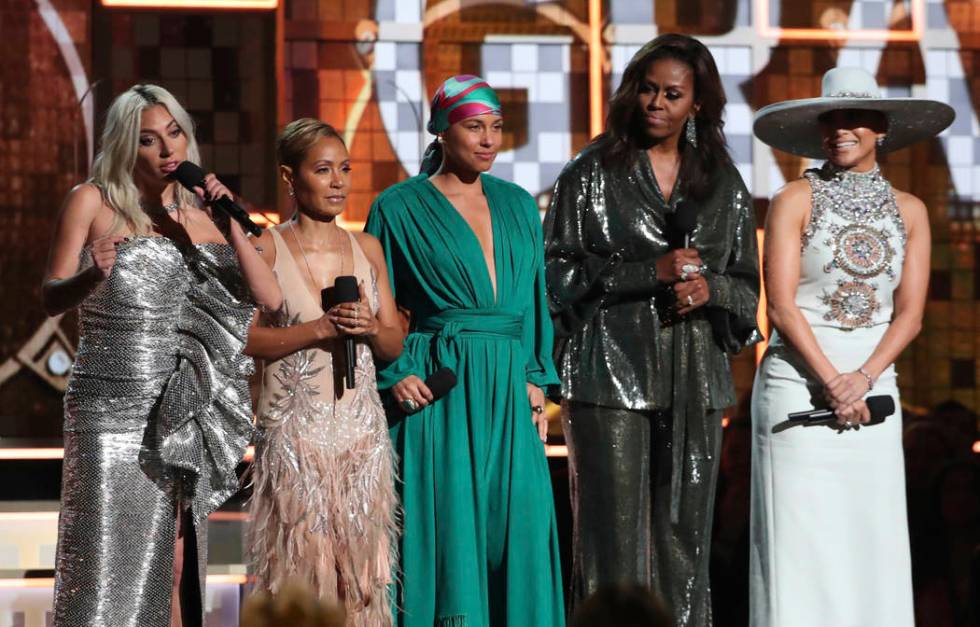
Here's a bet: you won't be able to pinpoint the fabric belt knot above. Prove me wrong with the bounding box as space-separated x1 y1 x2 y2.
415 308 523 372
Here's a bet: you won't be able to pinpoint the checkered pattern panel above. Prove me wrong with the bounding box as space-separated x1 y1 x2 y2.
767 0 901 29
482 42 573 197
926 49 980 201
374 0 422 23
926 0 980 30
610 44 755 194
104 12 276 208
609 0 654 24
374 41 426 177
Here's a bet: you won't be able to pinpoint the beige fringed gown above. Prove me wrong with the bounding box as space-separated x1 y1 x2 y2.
247 227 398 625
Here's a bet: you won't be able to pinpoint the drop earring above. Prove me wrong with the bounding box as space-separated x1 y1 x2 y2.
685 115 698 148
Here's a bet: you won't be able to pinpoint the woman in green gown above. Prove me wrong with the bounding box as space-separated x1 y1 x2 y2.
365 75 564 627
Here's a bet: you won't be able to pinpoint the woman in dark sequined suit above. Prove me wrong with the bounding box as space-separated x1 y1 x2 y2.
544 34 760 626
42 84 281 627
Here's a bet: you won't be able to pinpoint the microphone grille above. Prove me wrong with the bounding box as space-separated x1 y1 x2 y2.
866 395 896 420
425 368 457 400
172 161 206 190
672 200 698 234
333 275 359 304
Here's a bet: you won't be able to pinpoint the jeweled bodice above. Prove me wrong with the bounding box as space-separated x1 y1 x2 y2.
797 163 905 330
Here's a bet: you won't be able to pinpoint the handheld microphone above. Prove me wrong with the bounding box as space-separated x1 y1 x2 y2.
325 276 360 390
399 368 458 415
787 395 895 425
172 161 263 237
666 200 698 248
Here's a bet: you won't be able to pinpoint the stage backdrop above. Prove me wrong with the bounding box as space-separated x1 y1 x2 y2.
1 0 978 442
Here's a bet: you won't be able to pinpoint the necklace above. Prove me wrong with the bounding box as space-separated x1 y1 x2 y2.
142 200 179 214
288 219 349 297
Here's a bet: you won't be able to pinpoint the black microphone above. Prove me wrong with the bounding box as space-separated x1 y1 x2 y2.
172 161 263 237
326 276 360 389
667 200 698 248
399 368 458 415
788 395 895 425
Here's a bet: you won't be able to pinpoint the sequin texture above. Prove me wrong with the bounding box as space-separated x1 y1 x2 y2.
247 228 397 626
55 236 256 627
544 145 761 627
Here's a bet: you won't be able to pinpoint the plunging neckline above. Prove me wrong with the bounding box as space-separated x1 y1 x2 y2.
422 175 500 304
643 149 682 206
276 226 356 315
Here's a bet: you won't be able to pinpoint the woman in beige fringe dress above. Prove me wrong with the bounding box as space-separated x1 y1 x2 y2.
245 118 404 625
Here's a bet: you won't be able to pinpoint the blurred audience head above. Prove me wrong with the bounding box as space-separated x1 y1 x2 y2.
928 400 978 458
572 584 672 627
932 460 980 532
240 579 345 627
904 421 952 486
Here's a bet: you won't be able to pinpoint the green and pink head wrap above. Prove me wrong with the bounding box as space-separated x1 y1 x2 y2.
420 75 502 174
426 74 502 133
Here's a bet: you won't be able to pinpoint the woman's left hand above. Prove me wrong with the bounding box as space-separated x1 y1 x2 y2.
328 282 377 337
674 275 710 316
193 173 233 204
527 383 548 443
824 371 870 409
193 174 237 232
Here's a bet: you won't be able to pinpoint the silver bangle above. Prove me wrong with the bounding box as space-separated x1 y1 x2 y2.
857 367 874 391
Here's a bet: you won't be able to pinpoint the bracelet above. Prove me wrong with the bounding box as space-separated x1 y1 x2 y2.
857 367 874 391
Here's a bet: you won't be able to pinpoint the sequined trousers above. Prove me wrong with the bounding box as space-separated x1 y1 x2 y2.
563 402 722 627
53 237 255 627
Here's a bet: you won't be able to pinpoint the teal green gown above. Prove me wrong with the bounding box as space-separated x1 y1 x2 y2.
365 173 564 627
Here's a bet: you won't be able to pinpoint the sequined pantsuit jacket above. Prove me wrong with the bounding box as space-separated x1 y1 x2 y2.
54 237 255 627
544 146 761 626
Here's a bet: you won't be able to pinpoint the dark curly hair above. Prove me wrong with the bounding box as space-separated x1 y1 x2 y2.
594 33 732 200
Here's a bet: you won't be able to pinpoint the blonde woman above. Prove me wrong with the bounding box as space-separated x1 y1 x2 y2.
245 119 402 625
43 84 281 627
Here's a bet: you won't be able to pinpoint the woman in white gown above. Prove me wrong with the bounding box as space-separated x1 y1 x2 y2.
748 67 954 627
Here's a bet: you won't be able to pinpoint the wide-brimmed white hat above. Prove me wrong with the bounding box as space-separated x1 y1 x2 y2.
753 67 955 159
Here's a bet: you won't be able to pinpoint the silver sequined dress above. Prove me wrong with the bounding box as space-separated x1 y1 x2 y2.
750 164 914 626
54 236 256 627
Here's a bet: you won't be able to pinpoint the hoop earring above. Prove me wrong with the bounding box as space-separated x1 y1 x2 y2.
685 115 698 148
287 186 295 197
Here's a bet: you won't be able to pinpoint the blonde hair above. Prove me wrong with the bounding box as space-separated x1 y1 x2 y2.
89 84 201 235
240 580 345 627
276 118 345 170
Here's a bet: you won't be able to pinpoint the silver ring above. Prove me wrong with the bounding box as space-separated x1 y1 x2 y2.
681 263 699 275
400 398 418 413
680 270 689 281
686 294 694 306
845 421 855 428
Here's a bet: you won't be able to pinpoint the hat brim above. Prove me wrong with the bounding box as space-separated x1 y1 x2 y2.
753 97 955 159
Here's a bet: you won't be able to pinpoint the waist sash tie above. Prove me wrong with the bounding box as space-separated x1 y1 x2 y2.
415 308 523 371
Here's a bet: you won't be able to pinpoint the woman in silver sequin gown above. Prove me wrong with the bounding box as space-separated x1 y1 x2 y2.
42 85 282 627
244 119 403 626
750 68 953 626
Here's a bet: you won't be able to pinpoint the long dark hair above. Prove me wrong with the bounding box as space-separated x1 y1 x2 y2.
595 33 732 200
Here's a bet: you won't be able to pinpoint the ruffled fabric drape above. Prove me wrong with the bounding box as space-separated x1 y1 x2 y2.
55 237 255 627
